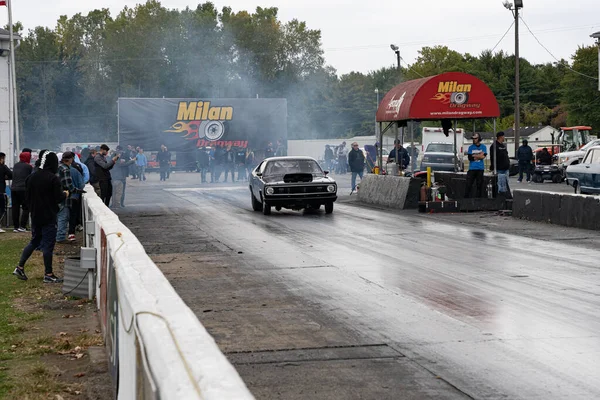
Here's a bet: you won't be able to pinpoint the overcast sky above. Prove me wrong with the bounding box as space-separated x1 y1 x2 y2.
2 0 599 75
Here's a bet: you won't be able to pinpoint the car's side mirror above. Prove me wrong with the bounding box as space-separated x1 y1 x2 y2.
256 172 262 177
323 170 329 175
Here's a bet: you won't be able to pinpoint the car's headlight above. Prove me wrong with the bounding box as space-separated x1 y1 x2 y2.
265 187 274 195
327 185 336 193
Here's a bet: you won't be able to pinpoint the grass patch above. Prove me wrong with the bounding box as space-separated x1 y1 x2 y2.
0 233 99 398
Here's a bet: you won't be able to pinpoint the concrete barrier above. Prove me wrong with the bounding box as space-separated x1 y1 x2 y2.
357 175 420 209
82 186 254 400
512 189 600 230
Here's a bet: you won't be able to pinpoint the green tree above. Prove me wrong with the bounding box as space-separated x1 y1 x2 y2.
561 46 600 128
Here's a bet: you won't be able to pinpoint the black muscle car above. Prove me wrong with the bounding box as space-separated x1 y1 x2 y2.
249 156 338 215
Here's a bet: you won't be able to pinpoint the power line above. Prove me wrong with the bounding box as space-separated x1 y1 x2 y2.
399 56 425 78
519 16 598 81
491 20 515 53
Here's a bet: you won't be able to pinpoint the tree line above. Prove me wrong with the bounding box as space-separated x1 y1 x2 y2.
12 0 600 148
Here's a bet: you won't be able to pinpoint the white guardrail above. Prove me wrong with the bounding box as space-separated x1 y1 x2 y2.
82 185 254 400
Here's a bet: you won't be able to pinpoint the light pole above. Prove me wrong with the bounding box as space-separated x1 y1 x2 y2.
390 44 401 79
504 0 523 156
591 31 600 91
374 88 380 137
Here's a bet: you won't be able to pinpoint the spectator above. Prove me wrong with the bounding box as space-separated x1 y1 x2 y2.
235 147 247 181
324 145 334 171
136 148 147 181
11 152 33 232
265 142 274 159
157 144 171 181
336 142 348 174
84 148 100 196
56 152 82 243
0 152 13 233
197 147 209 183
74 154 89 184
111 149 135 209
388 140 410 170
490 131 512 199
465 133 487 198
537 147 552 165
516 139 533 183
94 144 119 206
223 144 235 183
13 151 67 283
246 149 256 178
275 139 287 157
348 142 365 194
67 158 85 241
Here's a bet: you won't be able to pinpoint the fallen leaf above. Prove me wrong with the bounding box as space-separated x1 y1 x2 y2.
74 372 85 378
76 353 84 359
62 314 75 319
75 391 81 395
59 332 68 337
55 395 65 400
74 346 82 352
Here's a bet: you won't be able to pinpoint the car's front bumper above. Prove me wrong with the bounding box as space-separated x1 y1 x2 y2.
264 194 338 206
420 162 458 172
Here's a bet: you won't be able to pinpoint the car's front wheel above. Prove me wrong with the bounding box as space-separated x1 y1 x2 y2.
325 202 334 214
251 191 262 211
262 200 272 215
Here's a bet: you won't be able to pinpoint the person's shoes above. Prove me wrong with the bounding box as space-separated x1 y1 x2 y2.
76 225 83 232
0 228 5 233
17 227 28 232
43 274 63 284
517 180 522 183
68 234 76 241
350 189 355 195
13 229 19 233
13 267 28 281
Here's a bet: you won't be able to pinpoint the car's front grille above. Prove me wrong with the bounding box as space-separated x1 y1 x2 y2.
274 185 329 194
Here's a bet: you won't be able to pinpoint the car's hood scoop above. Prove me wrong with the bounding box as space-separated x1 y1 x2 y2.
283 173 313 183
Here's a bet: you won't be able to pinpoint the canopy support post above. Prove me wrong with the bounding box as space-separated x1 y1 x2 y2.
453 119 458 172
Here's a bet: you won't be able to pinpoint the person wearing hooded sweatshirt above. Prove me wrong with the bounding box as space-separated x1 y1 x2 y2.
11 152 33 232
13 151 67 283
0 152 13 233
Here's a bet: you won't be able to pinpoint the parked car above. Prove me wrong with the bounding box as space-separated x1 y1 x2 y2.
249 156 338 215
557 139 600 178
420 142 464 172
566 145 600 194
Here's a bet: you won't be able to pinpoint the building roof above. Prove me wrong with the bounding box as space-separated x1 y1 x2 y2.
503 126 549 138
0 28 22 40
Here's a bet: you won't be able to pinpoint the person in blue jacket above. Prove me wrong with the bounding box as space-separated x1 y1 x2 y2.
465 133 487 198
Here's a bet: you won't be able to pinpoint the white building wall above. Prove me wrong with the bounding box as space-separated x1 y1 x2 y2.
0 47 12 167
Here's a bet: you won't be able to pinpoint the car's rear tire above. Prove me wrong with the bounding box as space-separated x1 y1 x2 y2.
263 200 271 215
532 174 543 183
325 202 334 214
251 191 262 211
275 206 282 211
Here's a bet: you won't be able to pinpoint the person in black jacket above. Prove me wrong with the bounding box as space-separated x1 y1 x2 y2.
94 144 119 206
11 152 33 232
490 131 512 198
13 151 67 283
537 147 552 165
387 140 410 170
0 152 13 233
157 145 171 181
516 139 533 182
348 142 365 194
84 148 100 196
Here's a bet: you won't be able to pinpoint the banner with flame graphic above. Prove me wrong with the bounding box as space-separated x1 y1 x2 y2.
118 98 288 156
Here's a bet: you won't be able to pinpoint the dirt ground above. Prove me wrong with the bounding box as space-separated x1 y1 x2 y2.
0 232 113 400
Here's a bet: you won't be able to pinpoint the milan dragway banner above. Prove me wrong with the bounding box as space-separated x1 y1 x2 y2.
118 97 288 152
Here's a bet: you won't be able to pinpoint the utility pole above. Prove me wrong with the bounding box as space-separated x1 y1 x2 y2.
504 0 523 156
591 31 600 91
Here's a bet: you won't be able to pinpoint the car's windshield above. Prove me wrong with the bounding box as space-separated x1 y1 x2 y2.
264 159 324 176
426 143 453 153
